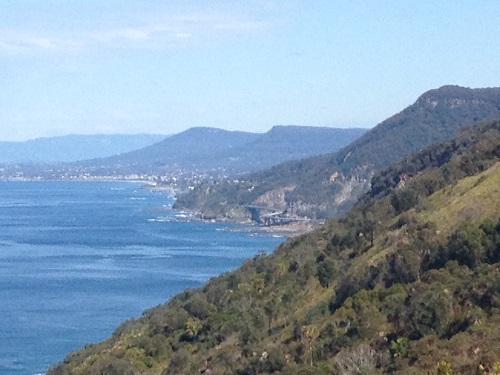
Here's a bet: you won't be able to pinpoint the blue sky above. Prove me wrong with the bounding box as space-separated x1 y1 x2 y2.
1 1 500 141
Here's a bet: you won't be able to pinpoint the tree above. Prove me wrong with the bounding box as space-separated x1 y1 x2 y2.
334 344 378 375
436 360 454 375
447 224 486 268
251 274 265 294
480 362 500 375
185 317 202 339
316 259 337 288
301 325 318 367
362 211 376 247
390 187 420 214
264 295 281 331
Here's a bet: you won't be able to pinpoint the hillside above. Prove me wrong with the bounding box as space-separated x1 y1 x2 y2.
174 85 500 219
47 117 500 374
0 134 167 163
75 126 366 176
81 127 258 174
230 126 367 172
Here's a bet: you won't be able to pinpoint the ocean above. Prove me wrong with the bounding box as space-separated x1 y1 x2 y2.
0 181 284 375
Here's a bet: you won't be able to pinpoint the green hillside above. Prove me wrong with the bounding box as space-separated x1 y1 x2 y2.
174 85 500 219
48 118 500 374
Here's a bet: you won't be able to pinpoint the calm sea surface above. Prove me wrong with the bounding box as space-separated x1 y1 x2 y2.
0 181 284 375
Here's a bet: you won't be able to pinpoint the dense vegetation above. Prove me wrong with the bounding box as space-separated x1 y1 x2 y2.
48 117 500 374
175 85 500 219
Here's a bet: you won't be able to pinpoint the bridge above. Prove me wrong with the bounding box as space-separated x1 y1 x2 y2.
244 205 277 224
244 205 308 226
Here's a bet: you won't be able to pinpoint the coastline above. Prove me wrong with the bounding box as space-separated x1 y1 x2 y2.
0 179 315 237
170 209 318 238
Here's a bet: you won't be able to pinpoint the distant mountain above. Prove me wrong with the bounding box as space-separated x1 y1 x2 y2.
174 85 500 219
47 116 500 375
82 127 260 173
75 126 367 175
0 134 167 163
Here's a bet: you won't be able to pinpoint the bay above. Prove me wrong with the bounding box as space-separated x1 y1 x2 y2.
0 181 284 375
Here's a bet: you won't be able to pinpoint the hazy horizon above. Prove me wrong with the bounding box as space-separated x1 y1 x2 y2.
0 124 372 143
2 1 500 141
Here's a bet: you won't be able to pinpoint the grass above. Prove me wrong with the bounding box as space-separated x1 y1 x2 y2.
421 161 500 233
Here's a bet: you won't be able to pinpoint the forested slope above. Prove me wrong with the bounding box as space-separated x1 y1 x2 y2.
48 118 500 374
175 85 500 219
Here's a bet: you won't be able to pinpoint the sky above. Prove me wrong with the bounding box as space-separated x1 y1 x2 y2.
1 1 500 141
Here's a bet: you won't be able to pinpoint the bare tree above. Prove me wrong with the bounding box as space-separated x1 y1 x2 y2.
301 325 318 367
334 344 378 375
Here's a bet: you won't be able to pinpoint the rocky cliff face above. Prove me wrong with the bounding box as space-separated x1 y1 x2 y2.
252 186 295 212
416 85 500 107
245 172 372 220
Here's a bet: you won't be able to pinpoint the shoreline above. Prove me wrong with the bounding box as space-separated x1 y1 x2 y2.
170 209 318 238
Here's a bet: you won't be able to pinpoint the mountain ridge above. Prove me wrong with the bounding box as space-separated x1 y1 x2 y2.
66 126 367 176
174 85 500 219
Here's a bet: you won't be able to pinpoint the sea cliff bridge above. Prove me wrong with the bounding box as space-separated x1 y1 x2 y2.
244 205 309 226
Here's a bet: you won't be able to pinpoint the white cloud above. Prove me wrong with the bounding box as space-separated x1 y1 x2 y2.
28 37 56 49
0 31 84 55
0 2 287 55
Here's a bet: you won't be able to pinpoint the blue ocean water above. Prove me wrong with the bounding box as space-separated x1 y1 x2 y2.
0 181 283 375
